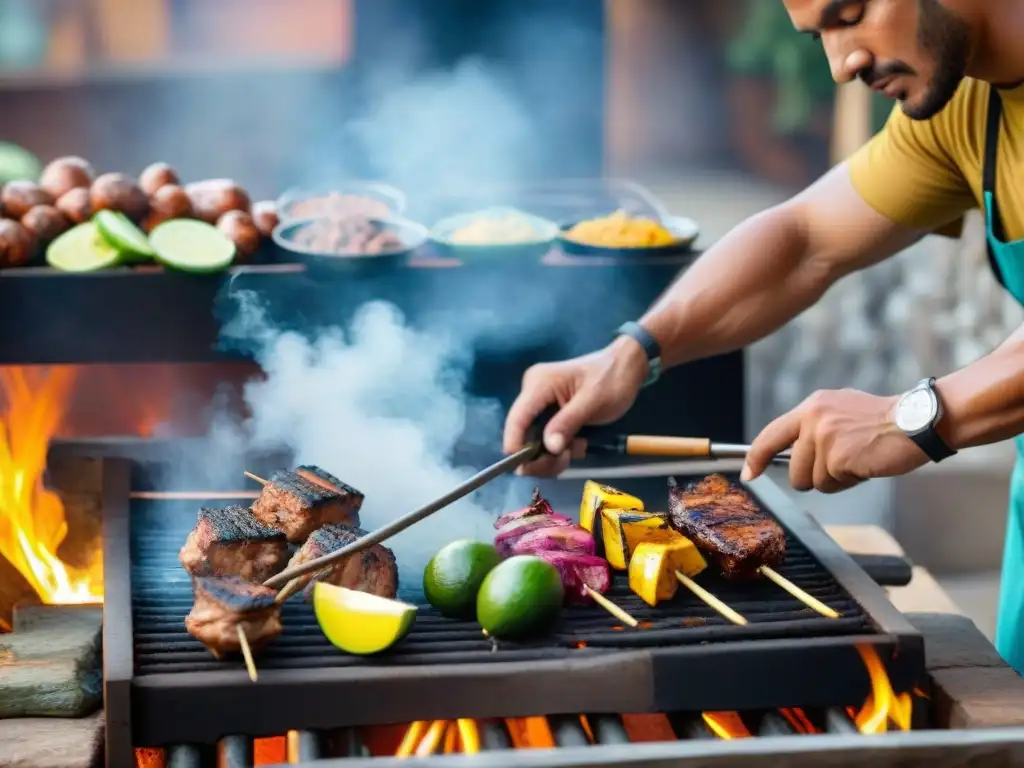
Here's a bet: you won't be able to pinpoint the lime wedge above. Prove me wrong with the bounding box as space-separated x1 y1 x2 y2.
314 583 417 655
94 210 154 261
149 219 236 273
46 222 123 272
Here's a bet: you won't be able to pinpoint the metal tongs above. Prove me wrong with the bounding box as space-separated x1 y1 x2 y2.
262 407 784 590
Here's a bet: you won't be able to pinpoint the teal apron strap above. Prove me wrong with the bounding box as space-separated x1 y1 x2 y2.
985 88 1009 289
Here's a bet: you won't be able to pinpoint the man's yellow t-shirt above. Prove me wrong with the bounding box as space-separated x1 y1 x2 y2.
848 79 1024 240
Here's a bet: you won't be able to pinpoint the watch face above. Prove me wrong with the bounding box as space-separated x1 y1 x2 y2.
895 388 935 432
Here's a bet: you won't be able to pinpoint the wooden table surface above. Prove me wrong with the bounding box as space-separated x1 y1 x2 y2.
826 524 963 616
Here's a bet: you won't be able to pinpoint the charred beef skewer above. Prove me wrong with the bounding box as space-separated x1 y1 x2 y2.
185 576 283 660
667 474 839 618
250 468 363 544
667 474 786 581
284 523 399 601
179 505 289 583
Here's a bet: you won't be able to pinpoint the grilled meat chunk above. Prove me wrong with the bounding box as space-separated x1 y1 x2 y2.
179 505 289 582
251 469 363 543
285 523 398 601
667 474 786 580
184 576 283 658
296 464 348 494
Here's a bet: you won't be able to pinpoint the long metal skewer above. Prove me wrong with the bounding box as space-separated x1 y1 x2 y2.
263 443 539 589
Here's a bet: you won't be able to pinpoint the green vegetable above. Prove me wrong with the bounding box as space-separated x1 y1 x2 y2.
423 540 502 619
46 222 122 272
94 210 154 261
149 219 235 273
476 555 564 640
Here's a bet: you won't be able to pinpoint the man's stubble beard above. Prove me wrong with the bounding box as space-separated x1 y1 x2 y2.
902 0 970 120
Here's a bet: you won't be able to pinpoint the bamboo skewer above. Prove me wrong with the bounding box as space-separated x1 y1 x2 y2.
759 566 841 619
264 444 541 589
236 626 258 682
244 471 267 485
583 585 638 628
674 571 748 626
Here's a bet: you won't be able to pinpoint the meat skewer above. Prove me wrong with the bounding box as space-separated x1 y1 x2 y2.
283 522 399 602
249 467 363 543
179 504 289 582
667 474 840 619
263 444 542 590
184 576 283 680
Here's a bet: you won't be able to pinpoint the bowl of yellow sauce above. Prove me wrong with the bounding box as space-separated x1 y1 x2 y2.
559 210 699 256
429 207 559 261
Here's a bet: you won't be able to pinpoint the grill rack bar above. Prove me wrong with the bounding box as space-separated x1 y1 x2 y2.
103 459 925 763
145 708 877 767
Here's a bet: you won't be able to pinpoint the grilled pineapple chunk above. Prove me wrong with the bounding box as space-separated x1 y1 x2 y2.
602 509 663 570
628 535 708 607
579 480 644 557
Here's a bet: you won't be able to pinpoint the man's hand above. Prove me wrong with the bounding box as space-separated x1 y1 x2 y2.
740 388 929 492
503 336 648 477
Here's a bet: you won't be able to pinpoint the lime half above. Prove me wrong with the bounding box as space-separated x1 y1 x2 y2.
46 222 123 272
314 583 417 655
95 210 154 261
149 219 236 273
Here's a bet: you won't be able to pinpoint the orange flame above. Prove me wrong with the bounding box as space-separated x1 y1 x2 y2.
0 367 102 607
701 712 750 739
853 645 913 733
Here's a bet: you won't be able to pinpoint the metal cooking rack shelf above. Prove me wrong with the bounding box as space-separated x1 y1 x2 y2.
99 457 925 765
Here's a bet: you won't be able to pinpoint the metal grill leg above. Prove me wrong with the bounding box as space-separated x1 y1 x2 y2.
287 730 324 762
587 714 630 745
216 735 253 767
549 715 590 748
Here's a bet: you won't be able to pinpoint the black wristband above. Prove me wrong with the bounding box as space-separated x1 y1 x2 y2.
615 321 662 387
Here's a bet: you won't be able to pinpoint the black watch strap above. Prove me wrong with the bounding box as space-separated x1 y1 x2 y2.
911 425 957 463
615 321 662 387
908 378 957 463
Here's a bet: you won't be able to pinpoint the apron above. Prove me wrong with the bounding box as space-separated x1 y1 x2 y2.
983 88 1024 674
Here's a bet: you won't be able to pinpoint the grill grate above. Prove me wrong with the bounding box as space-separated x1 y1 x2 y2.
133 513 869 676
101 463 924 756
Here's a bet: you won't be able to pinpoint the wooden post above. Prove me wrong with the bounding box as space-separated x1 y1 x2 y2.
831 81 874 165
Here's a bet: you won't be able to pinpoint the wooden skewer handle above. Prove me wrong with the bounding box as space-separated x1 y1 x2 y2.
624 436 712 458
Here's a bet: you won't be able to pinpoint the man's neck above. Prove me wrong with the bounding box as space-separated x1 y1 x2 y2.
968 1 1024 85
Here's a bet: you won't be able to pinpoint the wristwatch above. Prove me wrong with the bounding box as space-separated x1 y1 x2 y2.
893 377 957 463
614 321 662 388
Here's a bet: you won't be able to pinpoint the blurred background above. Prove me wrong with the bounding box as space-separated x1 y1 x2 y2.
0 0 1012 634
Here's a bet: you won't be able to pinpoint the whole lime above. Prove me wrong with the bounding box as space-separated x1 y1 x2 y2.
476 555 565 640
423 540 502 619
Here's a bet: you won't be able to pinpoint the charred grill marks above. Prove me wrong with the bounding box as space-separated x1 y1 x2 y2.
286 523 399 600
667 474 786 580
196 505 285 542
251 470 363 543
193 576 279 612
179 505 289 582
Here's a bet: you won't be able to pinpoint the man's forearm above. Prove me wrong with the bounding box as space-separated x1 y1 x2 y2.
638 205 833 368
939 324 1024 450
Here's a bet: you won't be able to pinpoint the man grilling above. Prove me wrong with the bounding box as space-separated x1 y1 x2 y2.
503 0 1024 674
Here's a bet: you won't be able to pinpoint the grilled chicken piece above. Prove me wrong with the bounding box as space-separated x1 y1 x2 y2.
285 523 399 601
667 474 786 580
184 576 283 658
179 505 289 582
251 469 363 543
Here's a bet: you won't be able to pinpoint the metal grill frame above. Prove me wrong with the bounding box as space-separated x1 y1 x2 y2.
101 456 924 765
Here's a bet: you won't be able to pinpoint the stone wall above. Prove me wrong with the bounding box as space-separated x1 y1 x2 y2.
748 212 1024 445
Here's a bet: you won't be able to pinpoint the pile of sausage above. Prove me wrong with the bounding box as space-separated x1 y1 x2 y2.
0 156 281 268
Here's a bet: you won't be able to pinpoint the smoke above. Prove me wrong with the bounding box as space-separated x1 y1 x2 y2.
208 289 511 595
